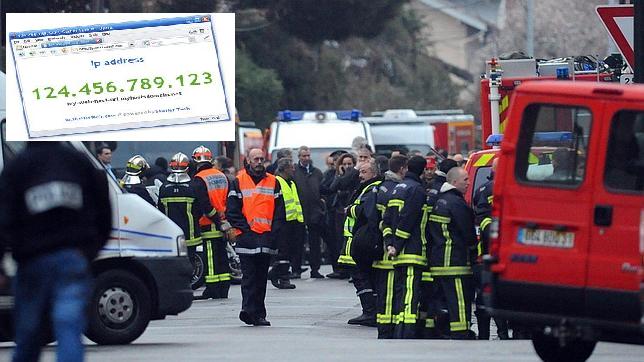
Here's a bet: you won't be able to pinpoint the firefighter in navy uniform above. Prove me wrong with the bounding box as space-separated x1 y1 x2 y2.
375 155 407 338
385 156 429 339
193 145 233 299
226 148 285 327
122 155 155 206
342 160 383 327
472 158 509 339
158 153 220 288
270 158 302 289
427 167 476 339
419 158 458 338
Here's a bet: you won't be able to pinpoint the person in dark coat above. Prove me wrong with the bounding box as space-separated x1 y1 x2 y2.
122 155 155 206
292 146 325 278
0 142 111 361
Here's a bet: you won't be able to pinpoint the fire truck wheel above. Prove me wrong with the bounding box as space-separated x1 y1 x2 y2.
85 270 151 345
532 330 596 362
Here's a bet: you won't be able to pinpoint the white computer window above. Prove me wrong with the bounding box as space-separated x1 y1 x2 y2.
8 14 231 138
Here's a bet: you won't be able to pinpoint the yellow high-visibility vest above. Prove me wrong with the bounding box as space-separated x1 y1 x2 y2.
276 175 304 223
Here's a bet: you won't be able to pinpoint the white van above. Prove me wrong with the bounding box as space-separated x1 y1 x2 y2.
362 109 436 157
267 110 374 167
0 71 192 344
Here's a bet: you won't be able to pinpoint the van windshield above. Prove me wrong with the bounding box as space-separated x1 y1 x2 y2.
271 147 349 171
516 105 591 186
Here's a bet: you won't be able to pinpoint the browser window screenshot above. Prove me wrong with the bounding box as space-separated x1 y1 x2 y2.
8 14 230 138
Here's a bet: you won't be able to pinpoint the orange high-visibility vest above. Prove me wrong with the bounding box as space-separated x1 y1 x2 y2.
237 171 276 234
195 168 228 227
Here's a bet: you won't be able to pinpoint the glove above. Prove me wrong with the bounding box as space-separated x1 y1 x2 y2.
220 220 232 232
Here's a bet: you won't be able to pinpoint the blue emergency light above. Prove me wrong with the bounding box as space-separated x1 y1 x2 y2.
556 67 570 79
533 131 573 143
486 134 503 146
277 109 362 122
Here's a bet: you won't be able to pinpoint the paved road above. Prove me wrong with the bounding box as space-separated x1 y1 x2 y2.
1 265 643 361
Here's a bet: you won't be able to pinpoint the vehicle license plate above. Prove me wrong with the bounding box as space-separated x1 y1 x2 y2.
517 228 574 248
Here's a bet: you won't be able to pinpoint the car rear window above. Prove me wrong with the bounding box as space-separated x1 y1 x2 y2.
515 104 591 187
604 110 644 193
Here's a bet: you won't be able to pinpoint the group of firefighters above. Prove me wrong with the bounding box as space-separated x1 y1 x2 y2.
116 144 509 338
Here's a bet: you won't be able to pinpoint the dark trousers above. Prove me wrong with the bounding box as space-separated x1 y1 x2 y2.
325 208 345 271
416 272 441 338
376 268 395 339
286 222 306 273
306 223 323 271
239 253 271 320
271 223 295 280
473 264 508 339
352 256 376 296
392 265 422 339
436 275 474 338
203 237 231 290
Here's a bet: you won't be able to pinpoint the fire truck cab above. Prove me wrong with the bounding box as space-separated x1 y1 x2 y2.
485 80 644 361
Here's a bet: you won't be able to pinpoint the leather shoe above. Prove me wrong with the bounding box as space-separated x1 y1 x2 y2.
239 310 254 325
310 270 325 279
253 317 271 326
276 280 296 289
326 271 349 279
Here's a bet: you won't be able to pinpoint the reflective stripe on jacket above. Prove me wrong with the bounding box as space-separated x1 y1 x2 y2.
195 167 229 238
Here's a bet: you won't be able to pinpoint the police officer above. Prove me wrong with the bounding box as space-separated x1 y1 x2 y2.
226 148 285 327
472 158 509 339
427 167 476 339
193 145 233 299
270 158 302 289
158 153 220 290
385 156 428 339
343 160 383 327
375 155 407 338
122 155 155 206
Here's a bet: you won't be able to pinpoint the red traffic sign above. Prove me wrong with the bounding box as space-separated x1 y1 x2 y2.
596 5 634 70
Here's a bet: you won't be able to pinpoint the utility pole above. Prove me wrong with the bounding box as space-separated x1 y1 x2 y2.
635 0 643 83
526 0 534 57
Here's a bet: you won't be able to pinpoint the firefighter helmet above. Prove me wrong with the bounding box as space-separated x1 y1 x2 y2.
192 145 213 163
169 152 190 173
125 155 149 176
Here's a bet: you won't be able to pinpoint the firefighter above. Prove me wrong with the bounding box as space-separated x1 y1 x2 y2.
472 158 509 339
269 158 302 289
342 160 384 327
158 153 220 290
192 145 233 299
226 148 285 327
419 158 458 338
375 155 408 338
122 155 155 206
427 166 476 339
385 156 428 339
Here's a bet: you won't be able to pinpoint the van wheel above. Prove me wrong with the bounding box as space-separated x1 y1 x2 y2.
85 270 151 345
190 252 205 290
532 331 596 362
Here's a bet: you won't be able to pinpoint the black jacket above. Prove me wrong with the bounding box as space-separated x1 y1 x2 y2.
293 162 324 225
124 183 155 206
226 168 285 255
158 179 218 246
0 142 111 263
427 172 447 213
473 179 494 257
387 172 428 267
427 183 477 277
330 167 360 208
373 171 403 270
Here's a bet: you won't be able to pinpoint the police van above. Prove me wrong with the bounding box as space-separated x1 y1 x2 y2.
267 110 375 167
0 73 193 345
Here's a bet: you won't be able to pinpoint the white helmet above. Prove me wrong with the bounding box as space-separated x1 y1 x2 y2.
167 152 191 183
192 145 213 163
